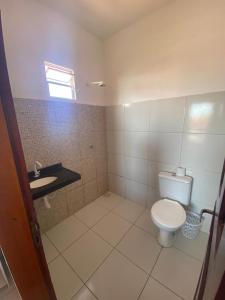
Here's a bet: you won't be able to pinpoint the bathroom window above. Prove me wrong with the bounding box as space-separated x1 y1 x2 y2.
44 61 76 100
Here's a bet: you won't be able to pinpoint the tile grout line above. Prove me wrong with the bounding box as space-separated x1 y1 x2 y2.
45 194 203 300
45 199 117 288
46 195 126 259
54 220 203 293
114 225 162 275
69 280 100 300
106 128 225 135
83 223 137 283
178 96 187 166
115 248 149 275
111 209 144 224
136 247 163 300
150 276 185 300
87 195 145 228
55 254 85 290
45 195 204 265
81 223 138 294
173 244 205 263
46 196 153 268
46 196 136 294
104 194 208 261
48 253 84 299
79 221 152 297
72 203 111 228
45 218 90 255
74 285 101 300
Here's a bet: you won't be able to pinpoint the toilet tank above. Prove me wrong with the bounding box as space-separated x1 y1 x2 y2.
158 172 192 206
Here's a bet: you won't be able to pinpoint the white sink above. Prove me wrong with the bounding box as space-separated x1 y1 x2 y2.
30 177 58 189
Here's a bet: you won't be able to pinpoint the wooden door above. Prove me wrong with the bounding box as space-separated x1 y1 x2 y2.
0 14 56 300
195 161 225 299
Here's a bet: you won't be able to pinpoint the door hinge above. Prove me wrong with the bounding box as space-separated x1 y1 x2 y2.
30 221 42 248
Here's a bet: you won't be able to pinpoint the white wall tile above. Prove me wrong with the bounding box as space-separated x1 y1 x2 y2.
106 93 225 233
125 179 148 206
187 169 220 210
147 187 159 208
149 98 185 132
108 154 125 177
125 132 148 159
181 134 225 173
184 92 225 134
148 133 182 164
124 102 150 131
106 106 124 130
108 173 126 197
125 157 148 185
107 131 124 154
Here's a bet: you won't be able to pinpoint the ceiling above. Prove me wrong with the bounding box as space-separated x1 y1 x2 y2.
37 0 173 39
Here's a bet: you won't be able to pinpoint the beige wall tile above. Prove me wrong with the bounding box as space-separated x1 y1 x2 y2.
81 158 97 183
84 180 99 204
97 174 108 196
79 131 96 159
15 99 108 232
96 155 108 177
34 189 68 232
67 185 85 216
95 130 107 154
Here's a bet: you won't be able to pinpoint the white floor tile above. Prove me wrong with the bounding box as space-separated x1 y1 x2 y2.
45 193 204 300
0 286 21 300
135 209 158 236
92 212 132 246
174 230 209 261
41 234 59 263
152 247 202 300
46 216 88 252
72 286 97 300
113 200 145 223
93 192 124 210
75 202 109 227
63 231 112 282
87 250 148 300
117 226 161 273
139 277 182 300
48 256 83 300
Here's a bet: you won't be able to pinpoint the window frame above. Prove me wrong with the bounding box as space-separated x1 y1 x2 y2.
44 61 76 100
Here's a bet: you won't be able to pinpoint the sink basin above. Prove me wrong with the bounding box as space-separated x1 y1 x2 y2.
30 177 58 189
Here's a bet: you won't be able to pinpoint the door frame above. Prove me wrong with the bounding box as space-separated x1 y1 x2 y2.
0 12 56 299
195 161 225 299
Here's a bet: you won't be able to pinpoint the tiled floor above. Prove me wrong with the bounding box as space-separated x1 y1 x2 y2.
42 193 209 300
0 287 21 300
0 286 21 300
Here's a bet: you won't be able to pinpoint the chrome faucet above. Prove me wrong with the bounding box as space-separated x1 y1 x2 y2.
34 161 42 178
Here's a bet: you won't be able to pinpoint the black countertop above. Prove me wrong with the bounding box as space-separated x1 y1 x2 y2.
29 163 81 200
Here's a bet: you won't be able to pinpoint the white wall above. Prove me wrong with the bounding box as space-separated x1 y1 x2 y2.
2 0 225 106
106 91 225 233
104 0 225 105
0 0 105 105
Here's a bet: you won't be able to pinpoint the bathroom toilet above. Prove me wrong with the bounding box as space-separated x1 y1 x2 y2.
151 172 192 247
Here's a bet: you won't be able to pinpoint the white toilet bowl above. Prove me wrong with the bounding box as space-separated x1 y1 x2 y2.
151 198 186 247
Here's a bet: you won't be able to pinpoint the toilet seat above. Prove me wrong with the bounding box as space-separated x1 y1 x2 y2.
151 198 186 232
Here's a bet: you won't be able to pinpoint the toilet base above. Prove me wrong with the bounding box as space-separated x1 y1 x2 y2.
158 229 177 247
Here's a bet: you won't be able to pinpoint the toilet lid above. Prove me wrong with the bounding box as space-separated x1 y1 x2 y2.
151 199 186 230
